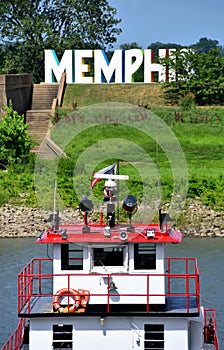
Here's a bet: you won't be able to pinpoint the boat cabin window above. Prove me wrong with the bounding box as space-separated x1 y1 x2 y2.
144 324 164 350
134 243 156 270
53 324 73 349
61 243 83 270
93 247 124 267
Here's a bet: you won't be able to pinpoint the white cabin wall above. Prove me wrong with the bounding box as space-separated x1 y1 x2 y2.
29 318 53 350
83 246 90 272
29 315 191 350
157 243 165 273
189 307 204 349
165 318 189 350
52 243 166 304
53 244 61 273
52 243 166 274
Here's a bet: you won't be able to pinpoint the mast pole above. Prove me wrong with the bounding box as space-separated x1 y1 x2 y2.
53 180 57 229
117 160 120 222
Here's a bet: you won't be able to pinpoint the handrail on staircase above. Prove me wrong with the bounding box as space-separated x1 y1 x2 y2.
51 72 66 118
57 72 66 107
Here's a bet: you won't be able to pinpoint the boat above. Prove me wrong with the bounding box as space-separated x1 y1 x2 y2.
1 173 219 350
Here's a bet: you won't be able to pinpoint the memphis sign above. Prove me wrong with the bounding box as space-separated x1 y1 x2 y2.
45 49 176 84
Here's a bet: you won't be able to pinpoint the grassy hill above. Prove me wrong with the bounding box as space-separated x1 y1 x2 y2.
52 90 224 210
0 83 224 212
61 83 166 111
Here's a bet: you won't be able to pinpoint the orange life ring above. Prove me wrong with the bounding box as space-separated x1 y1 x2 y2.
53 288 81 313
78 289 90 312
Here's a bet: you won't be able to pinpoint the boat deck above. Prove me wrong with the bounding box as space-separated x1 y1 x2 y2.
19 295 199 317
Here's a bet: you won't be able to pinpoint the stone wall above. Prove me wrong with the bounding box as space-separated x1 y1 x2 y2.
0 200 223 238
0 74 33 119
0 205 82 237
177 199 224 237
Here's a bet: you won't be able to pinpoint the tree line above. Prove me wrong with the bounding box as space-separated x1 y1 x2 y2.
0 0 122 83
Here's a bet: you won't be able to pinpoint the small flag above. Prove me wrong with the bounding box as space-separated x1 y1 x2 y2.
90 163 116 189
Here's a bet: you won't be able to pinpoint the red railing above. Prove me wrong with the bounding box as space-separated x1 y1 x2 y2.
204 307 219 350
17 257 200 315
1 319 27 350
167 257 200 312
18 257 52 315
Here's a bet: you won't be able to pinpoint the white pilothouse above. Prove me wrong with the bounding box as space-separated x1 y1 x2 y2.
1 174 219 350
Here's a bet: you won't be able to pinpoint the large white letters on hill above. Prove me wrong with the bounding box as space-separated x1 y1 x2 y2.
45 48 176 84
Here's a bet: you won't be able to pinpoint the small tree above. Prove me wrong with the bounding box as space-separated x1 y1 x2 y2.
161 48 224 105
0 101 34 166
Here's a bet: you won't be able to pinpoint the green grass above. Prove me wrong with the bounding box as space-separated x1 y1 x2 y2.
48 103 224 210
61 83 166 111
1 85 224 210
171 123 224 176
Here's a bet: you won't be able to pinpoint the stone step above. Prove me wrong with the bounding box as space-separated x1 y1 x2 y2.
26 109 52 114
27 116 49 123
27 117 51 124
26 110 52 121
32 85 59 95
26 83 60 149
31 84 58 110
26 109 52 144
28 125 50 132
29 128 50 134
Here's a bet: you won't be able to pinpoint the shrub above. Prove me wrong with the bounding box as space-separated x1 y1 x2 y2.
0 100 34 167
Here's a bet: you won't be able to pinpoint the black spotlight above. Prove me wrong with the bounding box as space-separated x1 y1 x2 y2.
79 197 93 231
123 195 137 230
123 195 137 213
79 197 94 213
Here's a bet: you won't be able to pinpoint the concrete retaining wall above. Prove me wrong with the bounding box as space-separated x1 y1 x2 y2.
0 74 33 119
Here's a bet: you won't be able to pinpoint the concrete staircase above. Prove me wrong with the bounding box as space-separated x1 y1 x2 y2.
25 75 67 158
26 84 59 144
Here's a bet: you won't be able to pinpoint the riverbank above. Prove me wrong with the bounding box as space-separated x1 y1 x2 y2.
0 199 223 237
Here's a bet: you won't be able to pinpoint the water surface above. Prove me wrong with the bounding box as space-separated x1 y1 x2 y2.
0 237 223 348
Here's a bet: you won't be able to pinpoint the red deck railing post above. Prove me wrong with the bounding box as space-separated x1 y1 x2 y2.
17 273 20 315
23 268 26 313
28 263 31 314
38 259 42 295
196 262 200 313
186 258 189 313
68 273 71 312
167 258 171 295
100 210 103 225
107 274 110 313
146 275 149 312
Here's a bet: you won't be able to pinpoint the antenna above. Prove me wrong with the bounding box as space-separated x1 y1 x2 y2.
46 180 60 231
53 180 57 225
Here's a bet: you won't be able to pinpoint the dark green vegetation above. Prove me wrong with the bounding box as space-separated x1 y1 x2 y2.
0 0 121 82
161 48 224 105
0 101 34 167
0 101 35 206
